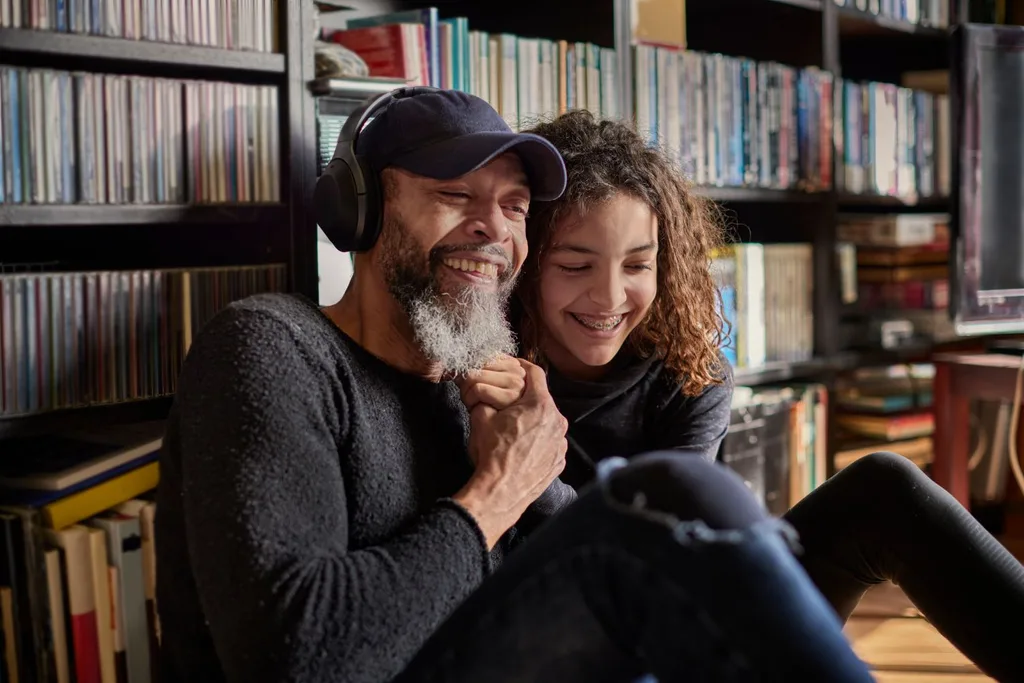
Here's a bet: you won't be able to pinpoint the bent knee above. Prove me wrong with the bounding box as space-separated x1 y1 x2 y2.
843 450 926 482
836 450 930 498
607 451 767 531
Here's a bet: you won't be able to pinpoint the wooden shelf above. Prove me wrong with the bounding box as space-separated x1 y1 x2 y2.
0 28 285 77
733 358 834 385
0 397 174 440
691 0 821 11
694 187 826 203
315 0 356 11
837 7 949 39
831 346 937 369
769 0 822 10
0 203 288 227
836 193 950 209
732 349 941 385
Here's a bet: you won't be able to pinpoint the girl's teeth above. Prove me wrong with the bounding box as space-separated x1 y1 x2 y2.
573 314 624 330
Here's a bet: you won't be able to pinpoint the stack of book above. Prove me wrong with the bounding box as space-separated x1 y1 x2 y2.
832 363 935 472
837 212 954 346
0 421 164 683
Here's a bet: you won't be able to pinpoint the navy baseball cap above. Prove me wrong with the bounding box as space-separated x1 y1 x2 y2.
355 89 567 201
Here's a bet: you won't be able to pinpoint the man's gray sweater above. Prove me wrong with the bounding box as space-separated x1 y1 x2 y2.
155 293 511 683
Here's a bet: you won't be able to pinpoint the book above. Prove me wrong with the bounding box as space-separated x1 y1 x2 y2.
0 423 163 492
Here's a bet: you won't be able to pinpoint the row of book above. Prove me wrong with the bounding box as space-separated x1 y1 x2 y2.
834 0 951 28
0 0 278 52
713 243 815 370
0 421 164 683
327 15 621 130
0 67 281 205
0 264 287 418
834 79 951 201
634 46 834 192
722 383 828 515
328 7 953 200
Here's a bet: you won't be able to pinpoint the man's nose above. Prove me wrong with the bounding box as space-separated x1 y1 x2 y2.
463 201 513 245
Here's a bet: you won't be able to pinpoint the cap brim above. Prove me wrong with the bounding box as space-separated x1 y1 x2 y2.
388 132 567 201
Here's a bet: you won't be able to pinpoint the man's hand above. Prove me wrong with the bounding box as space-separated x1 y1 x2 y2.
455 354 526 414
453 360 568 549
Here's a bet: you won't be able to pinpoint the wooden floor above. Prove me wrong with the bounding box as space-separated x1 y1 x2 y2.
843 503 1024 681
846 582 993 682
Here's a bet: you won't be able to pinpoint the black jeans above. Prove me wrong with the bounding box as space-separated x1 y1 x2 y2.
784 450 1024 682
394 453 875 682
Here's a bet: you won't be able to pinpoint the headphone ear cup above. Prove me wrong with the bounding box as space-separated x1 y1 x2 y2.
314 154 361 252
352 154 384 252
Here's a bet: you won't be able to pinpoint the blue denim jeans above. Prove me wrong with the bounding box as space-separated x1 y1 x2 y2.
393 453 875 682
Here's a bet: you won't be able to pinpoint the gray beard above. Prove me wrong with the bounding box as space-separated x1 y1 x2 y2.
404 283 517 376
380 215 517 376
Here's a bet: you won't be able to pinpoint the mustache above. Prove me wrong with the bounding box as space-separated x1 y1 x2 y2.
429 244 513 272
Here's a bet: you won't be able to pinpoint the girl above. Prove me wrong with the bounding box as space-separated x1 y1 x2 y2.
461 110 1024 682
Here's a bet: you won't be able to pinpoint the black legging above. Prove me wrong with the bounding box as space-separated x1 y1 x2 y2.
783 451 1024 682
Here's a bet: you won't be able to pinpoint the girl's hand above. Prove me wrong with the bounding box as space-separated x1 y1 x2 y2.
455 354 527 412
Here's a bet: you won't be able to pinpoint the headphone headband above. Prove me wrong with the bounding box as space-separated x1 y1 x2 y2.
335 85 443 167
314 86 442 254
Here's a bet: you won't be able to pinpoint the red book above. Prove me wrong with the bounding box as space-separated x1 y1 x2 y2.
329 23 428 85
46 525 103 683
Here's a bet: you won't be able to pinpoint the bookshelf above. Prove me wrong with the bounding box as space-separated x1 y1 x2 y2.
0 27 288 75
0 3 320 435
0 6 322 678
314 0 961 374
0 203 288 226
315 0 972 507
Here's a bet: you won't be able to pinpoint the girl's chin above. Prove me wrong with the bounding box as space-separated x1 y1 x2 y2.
568 348 621 370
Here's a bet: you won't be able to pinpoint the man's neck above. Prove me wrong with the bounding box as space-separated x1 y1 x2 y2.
323 274 446 382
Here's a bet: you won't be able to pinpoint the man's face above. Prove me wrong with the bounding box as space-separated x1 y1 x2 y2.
375 153 531 375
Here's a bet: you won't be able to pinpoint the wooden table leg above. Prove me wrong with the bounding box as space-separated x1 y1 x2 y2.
933 362 972 508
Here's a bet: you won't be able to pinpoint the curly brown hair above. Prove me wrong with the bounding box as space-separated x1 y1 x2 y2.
513 110 730 396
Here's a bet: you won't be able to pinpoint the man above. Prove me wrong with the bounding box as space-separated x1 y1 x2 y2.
155 89 875 683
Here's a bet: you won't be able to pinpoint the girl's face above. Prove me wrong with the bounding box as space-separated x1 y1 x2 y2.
537 193 659 380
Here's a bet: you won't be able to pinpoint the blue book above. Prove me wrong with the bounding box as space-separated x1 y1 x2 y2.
6 70 23 204
718 284 738 367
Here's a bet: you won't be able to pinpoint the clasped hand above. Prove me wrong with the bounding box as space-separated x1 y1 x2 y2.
451 355 568 548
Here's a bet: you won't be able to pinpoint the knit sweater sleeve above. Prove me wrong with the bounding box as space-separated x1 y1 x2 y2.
649 357 735 462
174 304 491 683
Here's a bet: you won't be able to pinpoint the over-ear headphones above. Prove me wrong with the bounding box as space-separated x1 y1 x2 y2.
313 86 442 253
